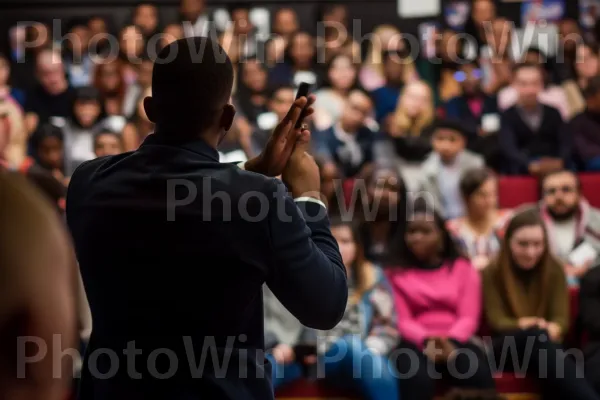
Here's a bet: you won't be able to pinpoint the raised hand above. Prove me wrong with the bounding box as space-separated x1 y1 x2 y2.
245 95 315 176
282 128 320 200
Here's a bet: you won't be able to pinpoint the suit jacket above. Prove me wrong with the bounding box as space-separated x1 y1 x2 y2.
66 132 347 400
499 104 571 175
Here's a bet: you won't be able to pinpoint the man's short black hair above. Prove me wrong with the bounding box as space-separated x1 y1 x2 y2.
512 61 544 77
151 36 234 131
434 119 468 138
583 76 600 99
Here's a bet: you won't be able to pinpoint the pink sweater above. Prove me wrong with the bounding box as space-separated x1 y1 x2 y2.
385 258 481 349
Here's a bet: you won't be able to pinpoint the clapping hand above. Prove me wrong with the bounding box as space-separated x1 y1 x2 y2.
245 95 315 176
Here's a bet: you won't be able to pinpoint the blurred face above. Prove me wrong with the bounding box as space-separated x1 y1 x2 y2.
181 0 205 21
273 9 299 38
27 23 50 51
38 136 63 169
402 83 430 118
99 62 121 92
466 178 498 216
266 36 286 65
439 31 462 62
542 172 580 220
340 91 372 131
324 5 348 27
290 33 315 67
559 20 581 52
161 24 184 49
120 25 144 59
509 225 545 270
269 88 294 120
36 51 67 95
405 214 442 262
88 17 107 37
514 67 544 108
134 4 159 35
74 100 101 128
0 58 9 86
332 225 357 270
383 53 405 85
576 44 599 79
457 64 482 95
137 60 153 88
242 60 267 92
94 133 123 157
489 20 512 55
232 9 253 36
432 128 465 163
68 26 91 57
367 170 400 215
328 55 356 91
472 0 496 27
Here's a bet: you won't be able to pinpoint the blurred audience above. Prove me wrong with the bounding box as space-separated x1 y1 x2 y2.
419 120 484 219
499 63 569 176
571 77 600 171
317 217 399 400
447 168 511 269
538 170 600 285
390 203 495 400
313 89 375 179
483 207 599 400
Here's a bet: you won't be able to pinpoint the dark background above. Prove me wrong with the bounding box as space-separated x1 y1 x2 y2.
0 0 581 47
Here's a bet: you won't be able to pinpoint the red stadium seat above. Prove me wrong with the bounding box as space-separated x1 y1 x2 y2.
579 173 600 208
498 176 538 209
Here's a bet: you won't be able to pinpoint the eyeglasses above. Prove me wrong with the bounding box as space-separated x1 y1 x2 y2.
454 69 482 82
544 186 576 196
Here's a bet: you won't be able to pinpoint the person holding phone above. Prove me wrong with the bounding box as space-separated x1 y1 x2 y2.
66 37 348 400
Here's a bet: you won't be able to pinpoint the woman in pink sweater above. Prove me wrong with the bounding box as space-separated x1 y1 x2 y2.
387 203 495 400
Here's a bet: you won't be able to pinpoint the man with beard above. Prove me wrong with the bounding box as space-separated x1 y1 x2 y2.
538 170 600 285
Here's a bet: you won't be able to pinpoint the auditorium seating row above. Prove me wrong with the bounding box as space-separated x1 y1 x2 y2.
277 173 600 400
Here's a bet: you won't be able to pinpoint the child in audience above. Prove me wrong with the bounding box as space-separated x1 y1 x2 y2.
419 120 484 219
483 207 600 400
94 131 123 158
317 216 399 400
26 123 66 185
447 168 512 269
390 202 495 400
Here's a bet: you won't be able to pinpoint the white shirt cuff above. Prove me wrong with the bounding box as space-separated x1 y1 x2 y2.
294 197 327 209
237 162 246 170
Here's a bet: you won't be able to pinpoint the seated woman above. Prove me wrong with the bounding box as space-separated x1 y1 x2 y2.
483 207 599 400
317 216 399 400
447 168 512 270
580 265 600 396
360 167 408 264
389 202 495 400
373 80 435 191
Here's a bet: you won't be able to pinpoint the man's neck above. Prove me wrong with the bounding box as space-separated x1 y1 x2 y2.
519 102 540 113
46 81 68 96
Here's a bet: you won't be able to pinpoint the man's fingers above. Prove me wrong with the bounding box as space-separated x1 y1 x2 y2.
278 97 308 134
293 129 311 153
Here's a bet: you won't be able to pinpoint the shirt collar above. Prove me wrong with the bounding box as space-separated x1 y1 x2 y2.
140 131 220 162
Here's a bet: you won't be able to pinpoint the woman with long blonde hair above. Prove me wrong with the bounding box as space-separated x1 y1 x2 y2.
360 25 418 91
374 80 435 190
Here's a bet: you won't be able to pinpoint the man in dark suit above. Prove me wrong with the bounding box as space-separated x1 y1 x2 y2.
66 37 347 400
499 62 571 176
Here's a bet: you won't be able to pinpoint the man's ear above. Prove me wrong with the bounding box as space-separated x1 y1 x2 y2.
221 103 236 132
143 96 157 123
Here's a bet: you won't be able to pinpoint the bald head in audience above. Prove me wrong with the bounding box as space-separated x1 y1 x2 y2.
0 171 78 400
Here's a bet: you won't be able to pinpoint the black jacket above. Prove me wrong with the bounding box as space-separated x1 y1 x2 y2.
66 132 347 400
499 104 571 174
